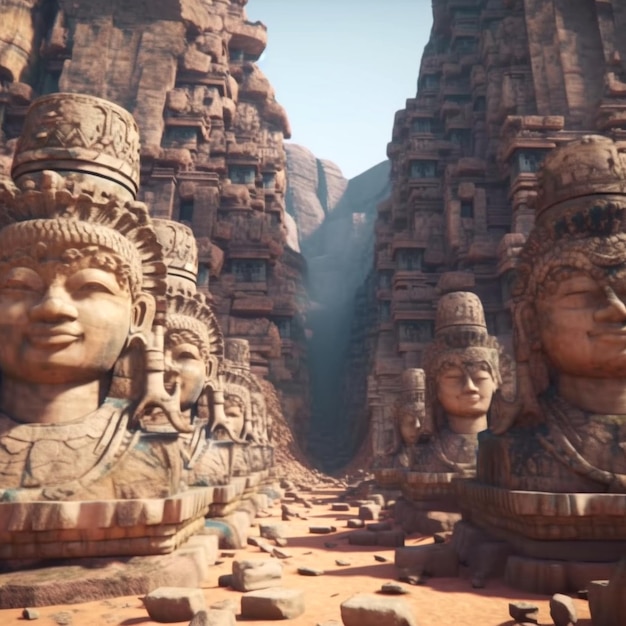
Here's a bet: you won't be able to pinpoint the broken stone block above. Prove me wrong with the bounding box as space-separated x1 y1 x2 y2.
395 544 458 577
374 555 388 562
144 587 206 623
232 558 282 592
209 599 238 613
309 525 336 534
332 503 351 511
188 609 235 626
549 594 577 625
272 547 292 559
217 574 233 588
376 530 405 547
347 519 364 529
22 608 39 620
348 530 378 546
340 593 417 626
260 524 288 541
509 601 539 624
297 566 325 576
241 588 305 620
359 504 380 521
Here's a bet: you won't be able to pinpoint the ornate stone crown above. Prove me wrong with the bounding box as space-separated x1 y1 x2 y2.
435 291 487 336
536 135 626 217
11 93 141 199
153 219 199 295
402 368 425 391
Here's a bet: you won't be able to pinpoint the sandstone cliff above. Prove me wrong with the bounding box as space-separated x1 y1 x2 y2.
284 144 390 467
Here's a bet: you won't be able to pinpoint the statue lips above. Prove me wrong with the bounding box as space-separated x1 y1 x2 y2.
26 324 82 349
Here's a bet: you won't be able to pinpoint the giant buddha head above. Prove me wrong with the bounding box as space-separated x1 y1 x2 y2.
0 93 166 423
499 135 626 428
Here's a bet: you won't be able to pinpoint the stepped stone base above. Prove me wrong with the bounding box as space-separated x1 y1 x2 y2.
0 487 217 560
451 479 626 593
0 534 218 608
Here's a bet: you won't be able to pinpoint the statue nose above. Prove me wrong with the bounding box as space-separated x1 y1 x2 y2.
29 288 78 322
595 286 626 323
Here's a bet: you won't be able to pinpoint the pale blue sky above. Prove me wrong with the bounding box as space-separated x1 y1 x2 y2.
246 1 433 179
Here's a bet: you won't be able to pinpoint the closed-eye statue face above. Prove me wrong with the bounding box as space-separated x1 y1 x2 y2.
436 361 496 420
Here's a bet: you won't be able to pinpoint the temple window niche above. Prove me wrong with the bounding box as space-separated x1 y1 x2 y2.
262 172 276 188
411 118 432 133
398 321 434 343
396 249 423 271
409 160 437 179
512 149 547 176
231 259 267 282
228 165 256 185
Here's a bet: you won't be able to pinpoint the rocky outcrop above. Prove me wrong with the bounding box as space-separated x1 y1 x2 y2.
284 144 390 465
284 144 348 246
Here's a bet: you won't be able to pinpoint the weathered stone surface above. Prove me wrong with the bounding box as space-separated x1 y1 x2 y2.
380 583 409 595
144 587 206 623
347 519 365 529
340 594 417 626
231 558 282 592
509 602 539 624
549 594 577 626
359 504 381 521
309 526 336 534
188 609 235 626
297 567 325 577
241 587 305 620
259 524 288 541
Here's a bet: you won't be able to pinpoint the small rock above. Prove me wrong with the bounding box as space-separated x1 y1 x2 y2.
550 593 578 626
218 574 233 588
144 587 206 623
331 503 351 512
397 572 424 586
380 583 409 595
298 566 325 576
274 537 288 547
324 542 338 548
241 587 305 620
509 601 539 624
22 608 40 620
272 547 292 559
347 519 364 529
220 551 235 558
309 526 336 534
335 559 351 566
374 555 388 562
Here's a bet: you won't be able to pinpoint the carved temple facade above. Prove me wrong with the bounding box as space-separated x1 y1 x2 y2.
0 0 309 434
366 0 626 461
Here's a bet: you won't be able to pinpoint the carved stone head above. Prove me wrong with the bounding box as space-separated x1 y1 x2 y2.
154 219 223 413
504 135 626 427
424 292 500 435
0 94 165 418
395 368 425 446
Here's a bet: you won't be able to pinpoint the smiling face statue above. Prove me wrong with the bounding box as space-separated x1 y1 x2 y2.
0 224 140 389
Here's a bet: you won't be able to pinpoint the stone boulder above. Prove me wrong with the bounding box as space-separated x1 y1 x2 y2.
232 558 282 592
340 594 417 626
241 587 305 620
143 587 206 623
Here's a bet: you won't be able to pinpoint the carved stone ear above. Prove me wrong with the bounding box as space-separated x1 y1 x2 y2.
130 293 156 338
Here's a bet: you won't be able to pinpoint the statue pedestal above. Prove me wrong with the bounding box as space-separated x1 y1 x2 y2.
453 479 626 593
0 534 219 608
0 487 216 560
374 467 405 489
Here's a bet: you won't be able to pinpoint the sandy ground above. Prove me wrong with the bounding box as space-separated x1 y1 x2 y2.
0 486 592 626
